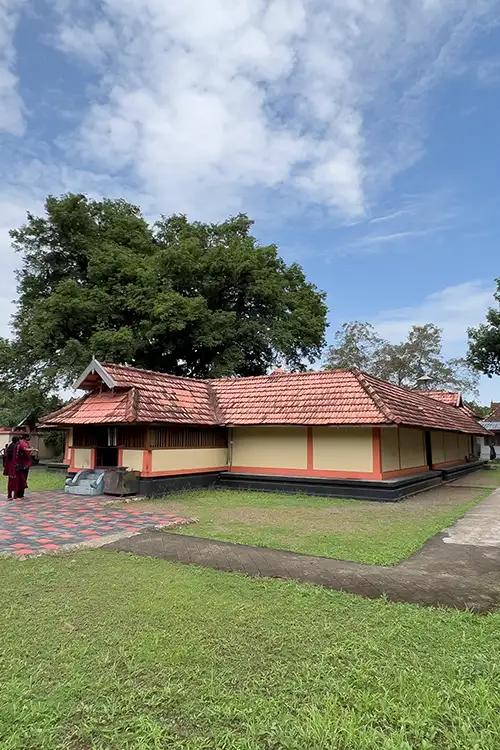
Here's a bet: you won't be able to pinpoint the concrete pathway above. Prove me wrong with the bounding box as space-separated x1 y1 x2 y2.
441 491 500 547
104 488 500 613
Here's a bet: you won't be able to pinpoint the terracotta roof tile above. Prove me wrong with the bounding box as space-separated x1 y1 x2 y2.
426 390 462 407
41 361 489 435
355 373 486 435
211 370 386 425
103 363 217 425
42 390 136 425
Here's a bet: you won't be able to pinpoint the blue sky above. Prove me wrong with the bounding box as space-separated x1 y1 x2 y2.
1 0 499 403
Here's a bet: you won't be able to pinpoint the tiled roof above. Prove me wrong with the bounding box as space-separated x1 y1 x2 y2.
211 370 386 425
40 361 490 435
355 373 487 435
485 402 500 421
43 362 217 426
103 363 218 425
481 421 500 431
42 390 137 425
426 390 462 407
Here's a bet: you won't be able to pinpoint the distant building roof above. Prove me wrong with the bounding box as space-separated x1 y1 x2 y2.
426 390 462 407
40 360 490 436
485 402 500 421
481 421 500 432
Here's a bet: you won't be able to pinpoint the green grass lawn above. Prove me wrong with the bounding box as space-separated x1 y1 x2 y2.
130 470 500 565
0 550 499 750
0 467 66 494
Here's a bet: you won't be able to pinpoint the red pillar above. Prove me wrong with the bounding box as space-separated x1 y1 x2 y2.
372 426 383 479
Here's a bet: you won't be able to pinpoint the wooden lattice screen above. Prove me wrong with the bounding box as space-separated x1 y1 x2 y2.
72 425 227 449
116 427 147 448
149 426 227 449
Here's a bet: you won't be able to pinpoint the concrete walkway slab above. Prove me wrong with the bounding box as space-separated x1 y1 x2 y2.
104 489 500 613
441 490 500 547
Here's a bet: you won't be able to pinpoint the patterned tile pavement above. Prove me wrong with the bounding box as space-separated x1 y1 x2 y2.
0 491 191 557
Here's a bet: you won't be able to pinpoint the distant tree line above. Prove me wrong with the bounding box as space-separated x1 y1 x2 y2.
324 321 479 396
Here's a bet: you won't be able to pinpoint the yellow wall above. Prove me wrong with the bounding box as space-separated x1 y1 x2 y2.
231 426 307 469
431 431 445 464
313 427 373 472
399 428 425 469
73 447 92 469
381 427 399 472
459 434 471 459
444 432 469 462
122 449 144 472
431 431 471 464
152 447 228 473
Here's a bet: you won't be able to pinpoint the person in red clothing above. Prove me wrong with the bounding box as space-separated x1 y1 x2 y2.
3 436 20 500
13 434 33 499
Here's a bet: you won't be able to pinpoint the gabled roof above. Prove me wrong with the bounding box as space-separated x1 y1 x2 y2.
102 362 218 425
43 360 217 426
40 361 490 435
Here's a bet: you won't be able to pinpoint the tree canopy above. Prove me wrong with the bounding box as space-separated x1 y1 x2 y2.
7 194 328 388
324 321 479 395
468 278 500 377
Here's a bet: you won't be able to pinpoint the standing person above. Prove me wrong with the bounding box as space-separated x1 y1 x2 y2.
3 436 19 500
13 434 33 499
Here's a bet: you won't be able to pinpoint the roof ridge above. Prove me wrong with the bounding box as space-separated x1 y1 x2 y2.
102 362 210 385
355 369 451 407
356 370 486 432
210 368 353 383
206 382 225 424
351 370 397 423
128 386 139 422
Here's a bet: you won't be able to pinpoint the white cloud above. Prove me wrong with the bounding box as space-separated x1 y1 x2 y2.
349 226 447 249
48 0 499 221
0 0 26 135
374 280 494 353
369 209 413 225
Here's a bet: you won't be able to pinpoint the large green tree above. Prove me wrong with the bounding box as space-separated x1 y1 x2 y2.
8 194 327 387
324 321 479 395
468 278 500 376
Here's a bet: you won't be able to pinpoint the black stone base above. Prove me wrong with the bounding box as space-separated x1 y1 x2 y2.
440 460 487 482
64 460 488 501
217 471 442 502
138 472 220 497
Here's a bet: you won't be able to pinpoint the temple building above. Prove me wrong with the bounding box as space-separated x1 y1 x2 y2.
40 360 490 501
